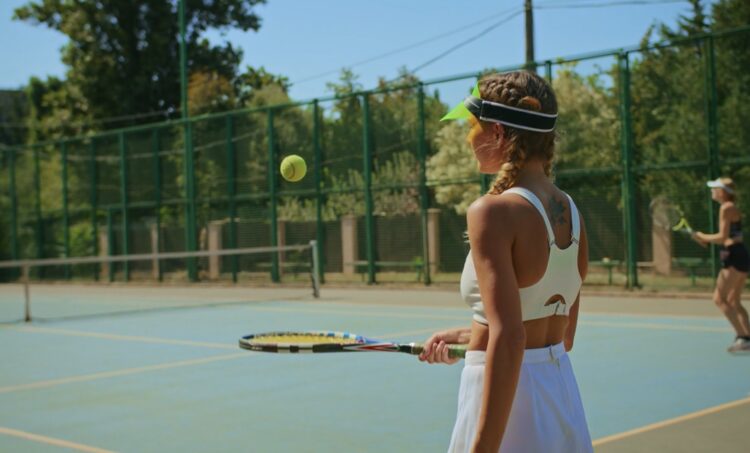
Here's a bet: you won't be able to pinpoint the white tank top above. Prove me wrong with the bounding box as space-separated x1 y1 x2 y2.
460 187 582 324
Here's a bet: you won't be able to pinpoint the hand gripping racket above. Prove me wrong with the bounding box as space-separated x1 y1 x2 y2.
239 331 467 359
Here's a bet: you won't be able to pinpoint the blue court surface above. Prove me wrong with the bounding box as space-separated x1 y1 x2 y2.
0 285 748 452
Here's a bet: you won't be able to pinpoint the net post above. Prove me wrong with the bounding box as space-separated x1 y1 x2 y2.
23 265 31 322
309 240 321 298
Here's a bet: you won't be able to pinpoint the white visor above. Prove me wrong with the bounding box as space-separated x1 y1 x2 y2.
706 178 735 194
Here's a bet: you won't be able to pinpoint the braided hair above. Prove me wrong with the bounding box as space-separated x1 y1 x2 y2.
477 71 558 195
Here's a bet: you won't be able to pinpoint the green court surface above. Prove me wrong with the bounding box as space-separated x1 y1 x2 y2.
0 285 748 452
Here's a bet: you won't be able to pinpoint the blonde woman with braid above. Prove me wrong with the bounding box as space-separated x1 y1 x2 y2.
419 71 592 453
694 177 750 352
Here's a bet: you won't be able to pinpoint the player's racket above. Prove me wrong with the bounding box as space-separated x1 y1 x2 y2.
650 198 706 247
650 199 695 234
239 331 467 359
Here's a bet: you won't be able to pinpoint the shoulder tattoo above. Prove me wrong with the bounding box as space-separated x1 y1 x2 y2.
549 197 567 226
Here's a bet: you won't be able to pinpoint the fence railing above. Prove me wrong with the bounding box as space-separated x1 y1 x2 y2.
2 25 750 290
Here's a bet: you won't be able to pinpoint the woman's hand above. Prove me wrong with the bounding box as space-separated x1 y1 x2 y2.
418 328 467 365
692 231 708 247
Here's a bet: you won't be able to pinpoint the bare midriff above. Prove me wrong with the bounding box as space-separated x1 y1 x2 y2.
468 316 569 351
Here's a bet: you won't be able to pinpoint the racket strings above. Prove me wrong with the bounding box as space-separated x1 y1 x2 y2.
248 333 362 345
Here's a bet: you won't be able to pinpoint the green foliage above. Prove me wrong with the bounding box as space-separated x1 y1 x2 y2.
14 0 266 139
553 66 619 171
427 121 480 215
236 66 290 105
281 151 422 222
0 90 28 146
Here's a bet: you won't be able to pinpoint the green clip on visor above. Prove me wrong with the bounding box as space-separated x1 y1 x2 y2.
441 83 557 133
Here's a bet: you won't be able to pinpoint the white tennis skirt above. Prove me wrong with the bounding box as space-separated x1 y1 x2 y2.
448 343 592 453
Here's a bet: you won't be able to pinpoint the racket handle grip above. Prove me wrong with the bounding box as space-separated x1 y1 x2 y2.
409 343 467 359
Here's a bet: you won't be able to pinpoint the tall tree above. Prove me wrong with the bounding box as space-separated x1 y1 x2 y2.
14 0 266 139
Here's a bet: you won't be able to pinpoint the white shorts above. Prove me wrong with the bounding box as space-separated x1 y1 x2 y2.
448 343 592 453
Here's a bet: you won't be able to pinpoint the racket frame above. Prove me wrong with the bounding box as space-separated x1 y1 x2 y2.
239 331 466 358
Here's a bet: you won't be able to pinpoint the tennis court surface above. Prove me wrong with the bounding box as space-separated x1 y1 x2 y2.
1 284 748 452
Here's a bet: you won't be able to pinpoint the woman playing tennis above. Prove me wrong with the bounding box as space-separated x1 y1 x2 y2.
419 71 592 452
694 177 750 353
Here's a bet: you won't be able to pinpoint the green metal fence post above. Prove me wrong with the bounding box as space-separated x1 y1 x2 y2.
107 207 114 282
152 129 163 281
704 35 720 276
544 60 553 82
226 115 238 283
618 52 639 289
417 85 431 285
179 0 197 281
118 132 130 281
312 100 325 284
267 108 280 283
183 120 197 281
89 139 99 281
362 93 376 284
61 142 71 279
8 149 19 266
33 146 43 277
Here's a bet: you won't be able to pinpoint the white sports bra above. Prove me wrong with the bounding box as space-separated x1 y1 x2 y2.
460 187 582 324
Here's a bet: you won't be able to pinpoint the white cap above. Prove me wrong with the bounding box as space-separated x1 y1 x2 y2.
707 178 735 194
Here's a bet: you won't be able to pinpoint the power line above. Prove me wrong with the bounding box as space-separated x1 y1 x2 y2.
371 0 692 86
289 6 524 87
402 9 525 78
0 0 694 130
536 0 687 9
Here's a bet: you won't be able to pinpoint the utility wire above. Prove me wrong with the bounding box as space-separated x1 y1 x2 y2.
0 0 693 130
536 0 687 9
289 6 524 87
409 10 525 75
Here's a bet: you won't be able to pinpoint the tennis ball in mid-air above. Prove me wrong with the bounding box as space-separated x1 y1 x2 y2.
280 155 307 182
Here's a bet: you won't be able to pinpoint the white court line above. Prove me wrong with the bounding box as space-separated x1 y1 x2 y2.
244 298 723 321
0 353 247 394
0 327 440 395
379 326 452 339
0 426 116 453
582 310 722 320
579 320 732 333
9 326 235 349
592 396 750 446
241 305 731 333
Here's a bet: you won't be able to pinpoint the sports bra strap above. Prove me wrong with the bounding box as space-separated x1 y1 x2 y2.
565 193 580 243
503 187 556 246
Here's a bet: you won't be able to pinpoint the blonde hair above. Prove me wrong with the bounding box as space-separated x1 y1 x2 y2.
719 177 738 201
477 71 558 195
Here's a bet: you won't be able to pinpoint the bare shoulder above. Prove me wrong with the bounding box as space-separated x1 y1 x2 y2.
721 202 739 217
467 193 529 226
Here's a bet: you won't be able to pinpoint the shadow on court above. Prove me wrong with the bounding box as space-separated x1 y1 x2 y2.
0 285 748 452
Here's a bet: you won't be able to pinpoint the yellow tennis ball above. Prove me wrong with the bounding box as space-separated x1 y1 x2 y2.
280 155 307 182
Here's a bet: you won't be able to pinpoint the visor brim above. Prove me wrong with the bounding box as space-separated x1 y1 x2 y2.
440 83 481 121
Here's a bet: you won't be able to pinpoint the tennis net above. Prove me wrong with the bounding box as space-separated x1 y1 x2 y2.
0 241 320 322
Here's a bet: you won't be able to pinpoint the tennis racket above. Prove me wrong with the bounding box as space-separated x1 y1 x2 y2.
650 198 707 247
239 331 467 359
650 199 694 235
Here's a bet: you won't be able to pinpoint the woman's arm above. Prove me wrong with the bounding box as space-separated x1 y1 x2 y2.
565 212 588 352
695 204 732 245
565 295 580 352
467 197 526 453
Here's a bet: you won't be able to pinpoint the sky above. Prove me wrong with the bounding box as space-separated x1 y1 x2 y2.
0 0 720 108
